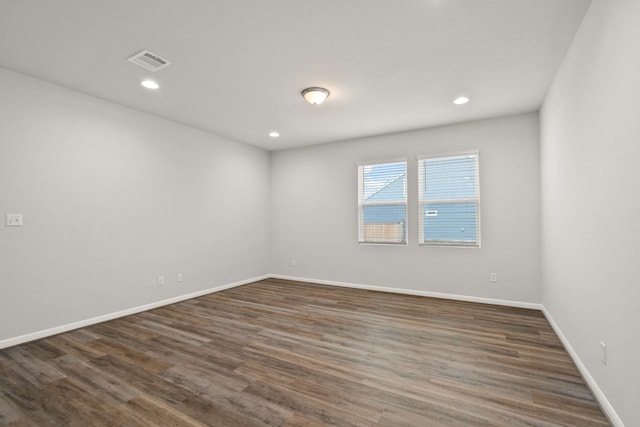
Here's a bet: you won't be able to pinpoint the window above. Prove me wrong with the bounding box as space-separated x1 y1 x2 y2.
418 151 480 247
358 160 407 244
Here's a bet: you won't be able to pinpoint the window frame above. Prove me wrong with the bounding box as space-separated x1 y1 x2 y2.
417 150 481 248
357 158 408 245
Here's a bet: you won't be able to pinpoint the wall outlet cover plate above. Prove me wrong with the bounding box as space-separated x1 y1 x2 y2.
5 214 23 227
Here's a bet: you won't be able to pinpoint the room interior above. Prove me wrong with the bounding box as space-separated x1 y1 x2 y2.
0 0 638 425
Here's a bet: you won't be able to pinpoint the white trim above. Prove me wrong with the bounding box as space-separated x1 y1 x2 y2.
416 149 480 161
358 160 408 244
418 242 480 249
542 307 624 427
417 151 481 248
0 274 269 350
269 274 543 310
272 274 621 424
357 157 407 167
422 198 478 205
360 200 406 207
0 272 622 426
357 241 408 247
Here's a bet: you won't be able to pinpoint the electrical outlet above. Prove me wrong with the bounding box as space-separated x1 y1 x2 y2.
290 258 296 267
490 272 497 283
158 276 165 287
5 214 23 227
600 341 607 365
177 273 183 283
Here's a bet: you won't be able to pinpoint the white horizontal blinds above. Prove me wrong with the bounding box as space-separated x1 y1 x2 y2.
418 152 480 247
358 160 407 244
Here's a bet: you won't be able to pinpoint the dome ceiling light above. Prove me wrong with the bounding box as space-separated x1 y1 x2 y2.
301 87 330 105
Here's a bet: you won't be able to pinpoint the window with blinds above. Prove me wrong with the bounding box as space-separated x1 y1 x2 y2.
358 160 407 244
418 151 480 247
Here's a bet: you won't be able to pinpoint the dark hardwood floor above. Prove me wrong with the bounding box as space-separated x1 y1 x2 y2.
0 278 609 426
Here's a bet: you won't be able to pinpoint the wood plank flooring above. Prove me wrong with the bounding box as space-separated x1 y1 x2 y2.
0 278 609 426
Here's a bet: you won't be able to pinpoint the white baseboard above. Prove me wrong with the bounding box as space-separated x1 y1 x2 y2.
0 273 622 426
0 274 541 349
272 274 622 425
542 308 624 427
0 274 269 350
268 274 544 310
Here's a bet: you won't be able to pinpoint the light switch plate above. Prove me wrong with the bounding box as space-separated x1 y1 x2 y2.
5 214 23 227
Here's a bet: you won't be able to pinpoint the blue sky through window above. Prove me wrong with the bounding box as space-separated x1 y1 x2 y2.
363 162 406 201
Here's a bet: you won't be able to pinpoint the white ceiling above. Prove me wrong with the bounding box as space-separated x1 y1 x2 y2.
0 0 591 150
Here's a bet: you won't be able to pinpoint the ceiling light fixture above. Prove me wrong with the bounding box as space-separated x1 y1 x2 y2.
141 80 159 90
302 87 330 105
269 131 280 138
453 96 469 105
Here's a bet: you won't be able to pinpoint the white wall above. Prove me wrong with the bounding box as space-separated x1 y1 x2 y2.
540 0 640 424
271 113 541 304
0 67 270 342
0 3 632 419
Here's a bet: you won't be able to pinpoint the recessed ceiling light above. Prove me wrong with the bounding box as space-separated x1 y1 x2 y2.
141 80 159 90
453 96 470 105
269 131 280 138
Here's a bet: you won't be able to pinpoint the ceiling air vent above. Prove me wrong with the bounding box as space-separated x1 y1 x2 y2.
127 50 171 72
